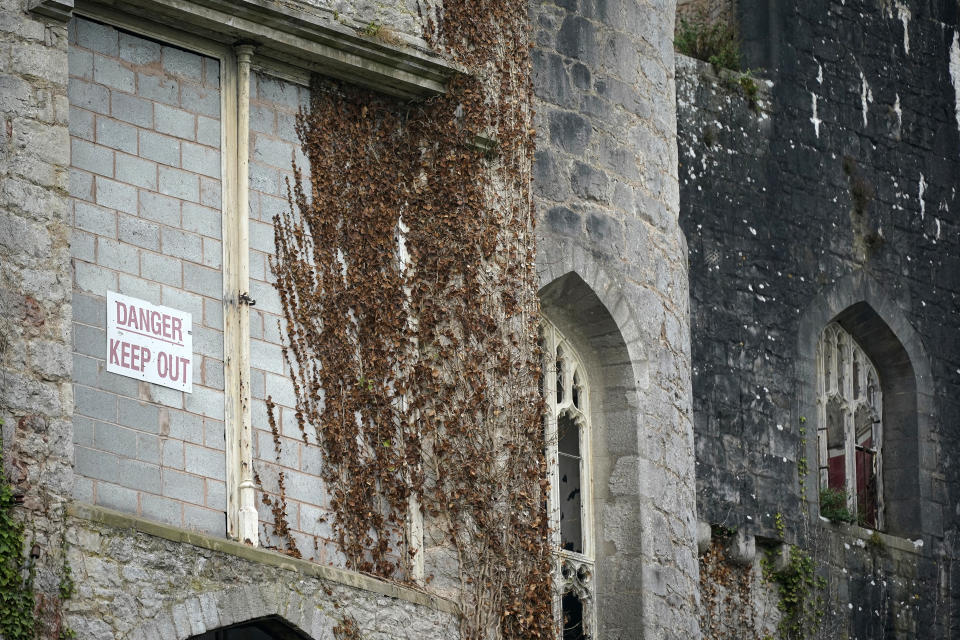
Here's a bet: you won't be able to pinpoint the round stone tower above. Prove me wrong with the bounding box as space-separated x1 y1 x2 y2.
532 0 700 637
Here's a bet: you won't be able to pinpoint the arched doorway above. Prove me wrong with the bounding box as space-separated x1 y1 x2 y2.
189 617 313 640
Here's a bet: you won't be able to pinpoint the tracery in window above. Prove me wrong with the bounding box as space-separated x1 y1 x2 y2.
817 322 884 529
543 320 594 639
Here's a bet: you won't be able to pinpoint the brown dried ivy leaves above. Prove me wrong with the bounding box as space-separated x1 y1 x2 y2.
270 1 553 639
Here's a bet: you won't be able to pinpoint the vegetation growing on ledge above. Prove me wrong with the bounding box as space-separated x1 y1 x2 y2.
819 487 856 524
675 13 742 71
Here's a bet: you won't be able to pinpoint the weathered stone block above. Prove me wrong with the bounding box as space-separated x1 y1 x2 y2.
139 191 181 227
256 73 300 110
98 481 140 512
140 251 182 287
111 92 153 128
137 433 160 464
119 271 162 301
182 141 219 178
161 226 202 263
182 262 221 299
74 260 118 294
162 468 204 503
158 165 199 202
94 54 135 93
71 228 96 262
199 176 221 208
140 493 182 526
179 386 222 425
68 47 93 80
118 213 161 251
162 437 186 469
137 72 179 106
76 18 118 57
75 385 118 422
96 115 138 154
184 443 225 481
155 103 196 140
69 77 109 113
93 420 138 458
202 237 221 269
192 325 222 360
69 106 94 140
139 130 180 167
181 84 219 119
162 46 203 83
203 297 223 330
168 409 203 445
116 154 158 190
196 115 220 148
118 397 160 433
97 237 139 274
119 31 161 66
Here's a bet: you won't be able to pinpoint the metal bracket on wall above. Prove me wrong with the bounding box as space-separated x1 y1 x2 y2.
238 292 256 307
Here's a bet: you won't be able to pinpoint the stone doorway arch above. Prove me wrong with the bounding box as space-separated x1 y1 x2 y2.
188 616 315 639
124 585 334 640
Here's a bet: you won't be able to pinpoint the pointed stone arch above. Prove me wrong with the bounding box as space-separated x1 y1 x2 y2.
797 271 938 538
539 268 648 639
123 584 333 640
188 616 315 639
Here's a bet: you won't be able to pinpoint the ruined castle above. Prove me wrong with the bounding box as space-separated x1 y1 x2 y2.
0 0 957 638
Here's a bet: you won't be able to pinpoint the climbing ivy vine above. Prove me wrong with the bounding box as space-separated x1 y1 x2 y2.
267 1 551 639
762 546 826 640
0 435 36 639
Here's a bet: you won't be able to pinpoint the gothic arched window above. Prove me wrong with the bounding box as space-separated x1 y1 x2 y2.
817 322 883 529
542 320 594 639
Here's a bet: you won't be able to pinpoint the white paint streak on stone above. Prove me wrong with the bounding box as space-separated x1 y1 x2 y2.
860 71 873 128
936 217 941 241
817 62 823 84
919 172 927 220
894 1 911 54
950 32 960 145
893 93 902 133
811 93 821 138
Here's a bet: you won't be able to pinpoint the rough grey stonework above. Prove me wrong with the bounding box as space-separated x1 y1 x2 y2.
0 0 74 631
533 0 700 637
63 510 459 639
677 0 960 634
2 0 704 637
298 0 429 42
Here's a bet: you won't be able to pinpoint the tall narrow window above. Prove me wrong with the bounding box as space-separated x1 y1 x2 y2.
817 322 883 529
543 321 594 639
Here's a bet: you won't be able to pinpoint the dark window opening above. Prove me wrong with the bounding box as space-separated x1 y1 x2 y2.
562 591 586 640
558 412 583 553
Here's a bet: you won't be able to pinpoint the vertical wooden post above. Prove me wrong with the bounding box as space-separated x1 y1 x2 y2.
224 43 258 545
234 44 258 545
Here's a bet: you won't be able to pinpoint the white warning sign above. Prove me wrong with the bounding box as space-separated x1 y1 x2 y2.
106 291 193 393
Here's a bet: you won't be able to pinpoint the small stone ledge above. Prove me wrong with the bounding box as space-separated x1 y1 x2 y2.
75 0 461 98
817 517 926 556
28 0 75 21
68 502 460 615
675 53 774 113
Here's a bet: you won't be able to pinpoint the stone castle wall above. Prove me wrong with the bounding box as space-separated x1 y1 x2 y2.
677 0 960 636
